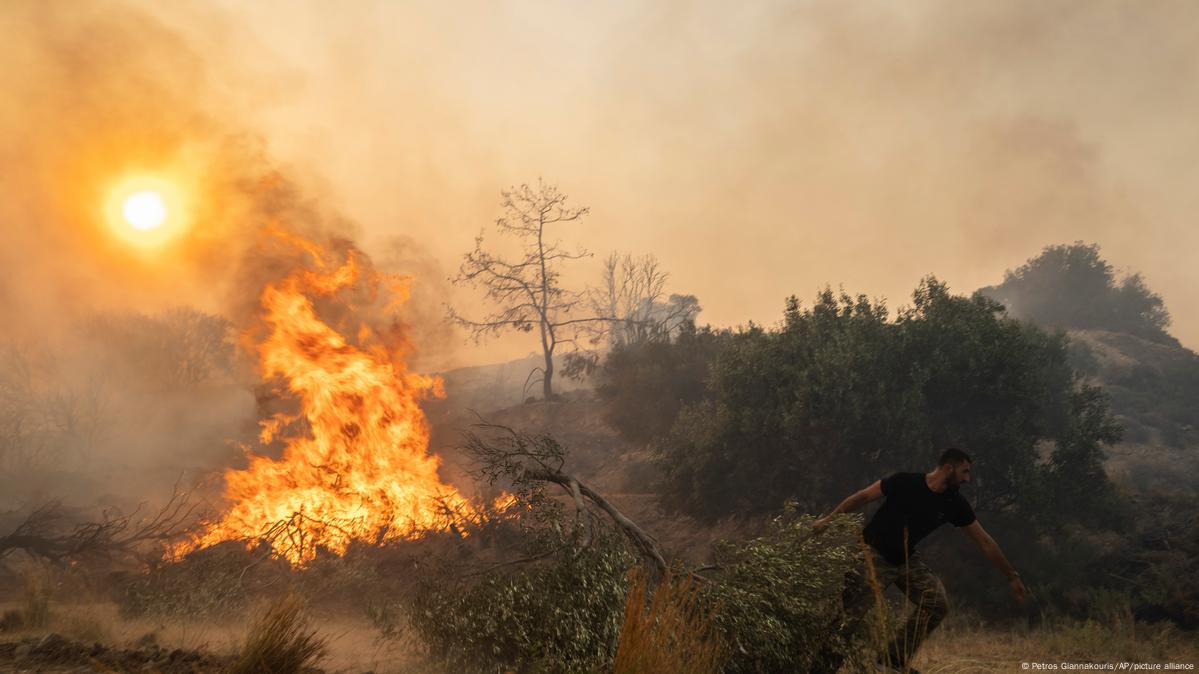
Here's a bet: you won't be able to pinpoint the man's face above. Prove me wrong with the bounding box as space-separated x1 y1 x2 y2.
946 461 972 488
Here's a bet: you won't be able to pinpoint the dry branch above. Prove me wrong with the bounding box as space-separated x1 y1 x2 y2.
0 481 201 564
523 466 667 577
463 423 667 577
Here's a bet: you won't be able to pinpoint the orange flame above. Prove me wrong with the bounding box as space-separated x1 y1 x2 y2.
178 232 471 564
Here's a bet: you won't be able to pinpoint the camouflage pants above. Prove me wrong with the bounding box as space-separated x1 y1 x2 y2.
815 546 950 672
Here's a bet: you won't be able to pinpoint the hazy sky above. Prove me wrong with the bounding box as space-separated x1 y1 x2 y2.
6 1 1198 369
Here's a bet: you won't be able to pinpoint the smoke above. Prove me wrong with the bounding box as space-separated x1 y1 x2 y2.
0 1 455 507
223 1 1198 351
3 0 1197 505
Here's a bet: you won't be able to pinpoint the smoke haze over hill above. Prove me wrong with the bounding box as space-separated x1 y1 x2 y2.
5 1 1199 365
222 0 1199 359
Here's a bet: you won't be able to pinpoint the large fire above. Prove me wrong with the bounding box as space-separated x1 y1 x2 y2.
177 230 473 564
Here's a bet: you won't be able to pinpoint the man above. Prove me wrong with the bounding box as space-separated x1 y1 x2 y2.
811 447 1028 672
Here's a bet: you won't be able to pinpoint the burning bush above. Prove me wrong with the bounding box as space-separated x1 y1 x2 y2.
175 230 480 565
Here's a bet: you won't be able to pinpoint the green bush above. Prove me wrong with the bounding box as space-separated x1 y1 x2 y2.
403 508 874 674
657 279 1121 528
120 541 284 619
1097 336 1199 449
701 512 864 674
595 325 726 444
408 534 635 674
979 241 1175 345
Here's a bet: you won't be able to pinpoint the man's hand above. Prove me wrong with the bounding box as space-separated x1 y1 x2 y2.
962 521 1028 603
812 516 832 534
1009 574 1028 603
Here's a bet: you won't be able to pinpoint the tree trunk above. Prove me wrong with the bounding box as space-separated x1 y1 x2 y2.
542 348 555 400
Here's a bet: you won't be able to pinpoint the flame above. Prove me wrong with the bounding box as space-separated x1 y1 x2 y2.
178 231 472 564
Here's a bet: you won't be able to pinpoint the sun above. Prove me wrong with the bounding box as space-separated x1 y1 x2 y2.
104 175 189 248
123 190 168 231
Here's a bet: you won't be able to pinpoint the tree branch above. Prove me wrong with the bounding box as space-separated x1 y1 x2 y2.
522 467 667 577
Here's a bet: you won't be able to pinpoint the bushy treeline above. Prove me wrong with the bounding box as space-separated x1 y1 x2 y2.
601 278 1119 522
1070 333 1199 450
595 278 1199 620
85 307 236 390
979 241 1175 345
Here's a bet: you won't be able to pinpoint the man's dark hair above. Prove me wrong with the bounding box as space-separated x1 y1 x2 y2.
938 447 972 466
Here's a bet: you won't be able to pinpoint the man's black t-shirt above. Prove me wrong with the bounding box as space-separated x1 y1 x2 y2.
862 472 976 565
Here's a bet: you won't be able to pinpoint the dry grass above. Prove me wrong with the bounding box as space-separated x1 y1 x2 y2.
613 568 724 674
839 550 1199 673
59 612 112 643
910 616 1199 673
229 595 328 674
19 568 53 629
0 568 55 632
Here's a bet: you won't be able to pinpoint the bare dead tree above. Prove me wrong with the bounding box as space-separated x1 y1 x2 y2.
559 253 701 382
0 344 109 474
86 308 235 389
0 481 202 565
588 252 701 348
449 181 611 400
463 423 667 578
162 308 235 387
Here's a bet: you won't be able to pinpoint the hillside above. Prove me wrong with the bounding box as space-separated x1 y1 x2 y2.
428 354 590 412
1069 329 1199 493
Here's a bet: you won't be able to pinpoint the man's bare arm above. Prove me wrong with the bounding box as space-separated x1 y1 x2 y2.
962 520 1028 602
812 480 883 531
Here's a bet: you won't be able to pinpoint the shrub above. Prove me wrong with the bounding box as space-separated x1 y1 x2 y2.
596 326 725 444
408 535 635 674
700 511 864 674
120 541 285 619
